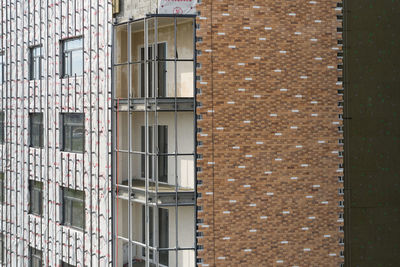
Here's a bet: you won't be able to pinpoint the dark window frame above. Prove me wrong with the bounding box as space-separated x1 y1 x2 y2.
140 125 168 182
0 111 4 144
29 247 42 267
0 233 4 263
29 180 43 216
60 113 85 153
0 52 3 84
140 42 167 98
62 187 85 230
29 113 44 148
29 45 42 80
0 173 4 204
60 37 84 78
61 262 74 267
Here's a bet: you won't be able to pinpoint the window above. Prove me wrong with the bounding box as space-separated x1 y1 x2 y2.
0 173 4 204
62 187 85 230
140 43 167 97
60 113 84 153
141 206 169 265
0 233 3 263
141 125 168 182
29 113 43 148
29 247 42 267
0 112 3 144
29 180 43 216
29 46 41 80
61 38 83 78
0 52 3 84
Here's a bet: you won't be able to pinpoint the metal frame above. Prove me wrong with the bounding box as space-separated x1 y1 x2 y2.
60 37 84 78
61 187 85 230
112 15 197 267
28 180 43 216
28 45 42 81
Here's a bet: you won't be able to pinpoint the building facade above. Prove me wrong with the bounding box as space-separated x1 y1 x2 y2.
1 0 345 266
0 1 112 266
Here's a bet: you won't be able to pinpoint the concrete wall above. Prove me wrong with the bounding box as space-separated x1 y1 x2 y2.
115 0 158 23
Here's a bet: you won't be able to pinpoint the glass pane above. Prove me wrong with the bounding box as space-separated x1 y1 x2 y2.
72 198 84 229
167 206 195 248
164 61 175 97
65 38 83 50
130 20 145 63
31 125 40 147
116 239 146 267
116 152 141 188
33 47 41 57
64 113 84 125
115 64 129 99
71 125 84 152
71 50 83 76
147 18 156 49
177 61 194 97
0 112 3 143
115 24 129 64
177 155 195 190
176 18 194 60
131 112 145 152
178 250 195 267
159 250 175 267
142 205 154 247
157 60 167 97
177 206 195 247
177 112 194 154
116 111 129 151
157 17 175 60
64 188 84 199
64 53 70 77
130 63 141 98
158 208 169 249
130 202 143 243
33 57 40 80
64 199 72 225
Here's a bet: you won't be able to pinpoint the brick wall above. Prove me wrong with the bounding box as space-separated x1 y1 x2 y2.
195 0 344 266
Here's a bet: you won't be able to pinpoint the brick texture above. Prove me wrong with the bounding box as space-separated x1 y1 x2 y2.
195 0 344 266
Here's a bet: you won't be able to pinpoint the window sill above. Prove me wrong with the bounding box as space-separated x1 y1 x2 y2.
61 224 85 233
28 213 42 219
60 75 83 80
60 150 84 154
29 146 44 149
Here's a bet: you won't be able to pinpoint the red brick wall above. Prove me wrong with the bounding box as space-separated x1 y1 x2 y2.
195 0 344 266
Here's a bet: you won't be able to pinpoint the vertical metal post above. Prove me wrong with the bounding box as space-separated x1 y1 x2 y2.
192 16 197 265
111 19 116 267
174 16 179 267
127 21 133 267
154 16 160 267
144 17 150 267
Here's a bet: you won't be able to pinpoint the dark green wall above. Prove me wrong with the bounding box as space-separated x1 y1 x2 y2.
345 1 400 266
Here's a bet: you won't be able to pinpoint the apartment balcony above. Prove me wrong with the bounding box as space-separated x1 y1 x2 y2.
116 202 195 267
113 15 197 267
113 16 195 112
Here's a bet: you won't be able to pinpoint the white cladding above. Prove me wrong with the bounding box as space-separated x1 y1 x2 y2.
0 1 112 266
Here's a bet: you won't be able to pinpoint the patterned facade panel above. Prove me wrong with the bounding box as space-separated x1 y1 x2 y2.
196 0 344 266
0 0 112 266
